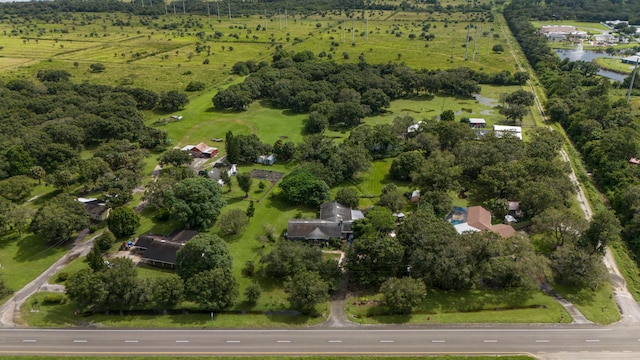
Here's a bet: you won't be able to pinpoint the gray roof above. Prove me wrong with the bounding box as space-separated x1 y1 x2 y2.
287 219 343 240
320 201 353 222
141 240 184 265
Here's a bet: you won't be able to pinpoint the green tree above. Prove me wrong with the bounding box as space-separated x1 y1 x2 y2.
244 283 262 304
86 245 106 273
236 172 253 197
550 245 607 289
0 278 12 299
65 269 106 311
107 207 140 238
164 177 225 230
378 184 407 213
246 201 255 218
152 274 184 308
28 166 46 185
380 277 426 315
390 151 426 181
492 44 504 53
159 149 192 167
185 268 238 309
279 168 330 206
218 208 249 236
361 88 390 114
6 145 34 177
304 111 329 134
220 170 232 192
89 63 106 72
581 209 621 255
101 257 145 312
284 271 329 315
345 235 404 287
175 233 233 280
31 195 89 243
157 90 189 112
440 109 455 121
335 187 360 209
532 208 587 251
0 176 35 202
95 231 116 252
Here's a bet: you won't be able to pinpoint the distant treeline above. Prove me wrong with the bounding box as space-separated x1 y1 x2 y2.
0 0 365 18
519 0 640 23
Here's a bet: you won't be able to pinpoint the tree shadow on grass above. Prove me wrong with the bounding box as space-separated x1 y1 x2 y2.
31 189 62 206
0 232 20 250
15 233 67 262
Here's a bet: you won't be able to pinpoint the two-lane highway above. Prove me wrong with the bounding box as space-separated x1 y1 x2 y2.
1 326 640 357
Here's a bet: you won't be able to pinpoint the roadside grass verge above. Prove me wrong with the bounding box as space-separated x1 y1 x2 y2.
610 240 640 302
346 289 572 324
20 292 327 328
551 282 619 324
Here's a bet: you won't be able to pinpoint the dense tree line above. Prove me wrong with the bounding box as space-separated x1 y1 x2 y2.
505 1 634 257
0 0 364 19
214 51 527 128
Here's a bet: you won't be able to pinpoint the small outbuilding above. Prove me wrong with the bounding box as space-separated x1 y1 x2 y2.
493 125 522 140
257 154 277 166
469 118 486 128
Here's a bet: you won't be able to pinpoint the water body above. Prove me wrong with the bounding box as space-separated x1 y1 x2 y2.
554 48 628 82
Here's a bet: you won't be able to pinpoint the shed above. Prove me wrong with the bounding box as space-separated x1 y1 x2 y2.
257 154 277 165
410 190 421 204
469 118 486 128
493 125 522 140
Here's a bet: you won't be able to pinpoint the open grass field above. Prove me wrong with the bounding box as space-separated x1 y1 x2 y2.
594 57 634 75
346 289 572 324
529 20 610 33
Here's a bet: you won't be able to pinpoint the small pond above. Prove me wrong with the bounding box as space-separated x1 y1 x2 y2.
554 48 628 82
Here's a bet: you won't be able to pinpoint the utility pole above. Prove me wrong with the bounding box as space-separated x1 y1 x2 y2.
352 17 355 43
486 32 491 60
207 2 211 21
264 9 267 31
228 2 231 20
173 1 176 14
164 1 167 14
182 0 185 14
285 9 288 28
279 9 282 31
472 26 478 60
366 18 368 40
464 24 471 60
217 1 220 21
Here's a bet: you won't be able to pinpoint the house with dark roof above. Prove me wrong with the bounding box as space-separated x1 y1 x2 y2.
77 198 111 222
286 201 364 242
134 229 198 268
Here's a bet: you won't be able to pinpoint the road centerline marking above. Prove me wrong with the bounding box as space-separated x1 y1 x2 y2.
22 340 36 343
73 340 87 343
277 340 291 343
175 340 190 343
328 340 342 343
380 340 395 343
124 340 139 343
535 340 550 343
432 340 446 343
585 339 600 342
226 340 241 343
483 340 498 343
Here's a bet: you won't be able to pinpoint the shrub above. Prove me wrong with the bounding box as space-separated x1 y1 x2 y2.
56 272 69 282
185 81 206 92
43 293 65 304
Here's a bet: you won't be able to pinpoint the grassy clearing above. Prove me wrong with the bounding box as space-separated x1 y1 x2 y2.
0 232 68 296
529 20 610 32
346 289 571 324
594 57 633 75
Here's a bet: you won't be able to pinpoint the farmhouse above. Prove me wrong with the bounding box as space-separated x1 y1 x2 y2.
446 206 515 238
134 229 198 268
622 55 640 65
407 121 424 133
493 125 522 140
77 197 110 222
286 201 364 242
181 142 218 158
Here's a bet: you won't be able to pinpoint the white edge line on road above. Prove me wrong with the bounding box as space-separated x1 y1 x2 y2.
2 328 613 334
22 340 36 342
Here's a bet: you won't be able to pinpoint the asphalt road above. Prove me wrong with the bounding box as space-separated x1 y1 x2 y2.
1 326 640 358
